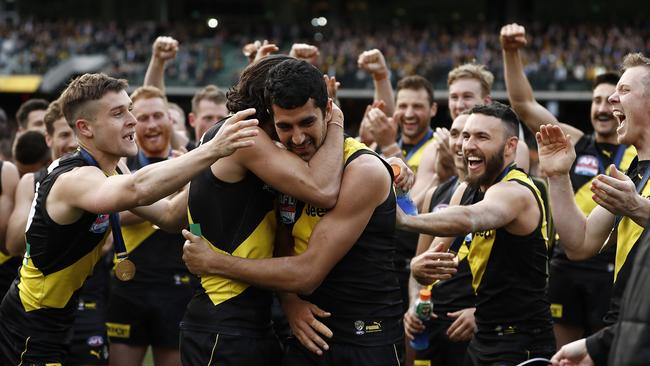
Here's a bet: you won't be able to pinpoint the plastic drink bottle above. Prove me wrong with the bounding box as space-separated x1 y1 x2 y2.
409 288 433 350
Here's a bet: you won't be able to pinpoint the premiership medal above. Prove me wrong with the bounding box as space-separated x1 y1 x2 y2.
115 252 136 281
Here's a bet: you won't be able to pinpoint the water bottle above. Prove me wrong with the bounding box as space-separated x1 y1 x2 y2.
390 163 418 216
409 288 433 350
396 187 418 216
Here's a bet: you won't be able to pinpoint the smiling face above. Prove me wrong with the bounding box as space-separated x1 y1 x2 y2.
46 118 78 159
448 78 490 120
394 88 437 144
83 90 138 158
133 97 173 157
609 66 650 148
190 99 228 142
590 83 618 139
273 98 331 161
449 114 469 174
462 114 516 189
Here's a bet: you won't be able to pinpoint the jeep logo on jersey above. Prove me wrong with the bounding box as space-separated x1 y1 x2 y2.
89 214 110 234
278 194 297 224
474 229 494 239
574 155 599 176
305 204 328 217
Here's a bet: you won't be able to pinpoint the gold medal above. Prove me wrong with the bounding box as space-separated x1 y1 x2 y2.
115 258 136 281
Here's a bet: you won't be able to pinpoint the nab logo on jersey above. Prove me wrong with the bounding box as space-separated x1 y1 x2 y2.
574 155 599 176
305 204 327 217
89 214 110 234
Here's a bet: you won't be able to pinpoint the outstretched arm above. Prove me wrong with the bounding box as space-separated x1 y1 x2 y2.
54 110 259 216
500 23 583 141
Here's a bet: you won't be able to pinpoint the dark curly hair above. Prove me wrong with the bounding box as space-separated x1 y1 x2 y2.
226 55 293 136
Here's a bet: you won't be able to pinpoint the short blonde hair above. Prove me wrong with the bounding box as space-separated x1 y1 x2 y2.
622 53 650 95
447 63 494 97
191 85 226 114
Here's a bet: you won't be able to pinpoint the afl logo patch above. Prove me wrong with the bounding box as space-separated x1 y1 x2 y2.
89 214 110 234
87 335 104 347
574 155 599 176
278 194 297 224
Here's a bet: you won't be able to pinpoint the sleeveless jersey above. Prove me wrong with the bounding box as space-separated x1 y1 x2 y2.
1 152 111 330
462 167 551 331
182 121 277 336
0 161 21 298
281 138 403 346
427 176 475 317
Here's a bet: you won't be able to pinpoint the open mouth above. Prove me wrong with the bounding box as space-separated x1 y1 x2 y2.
123 132 135 142
595 113 614 122
613 110 627 129
466 156 483 170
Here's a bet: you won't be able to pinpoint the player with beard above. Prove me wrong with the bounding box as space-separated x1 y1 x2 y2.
500 23 637 348
398 102 554 365
104 86 197 366
0 73 258 365
405 112 476 366
412 63 530 210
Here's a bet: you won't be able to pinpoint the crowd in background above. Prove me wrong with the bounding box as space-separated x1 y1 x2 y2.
1 19 649 89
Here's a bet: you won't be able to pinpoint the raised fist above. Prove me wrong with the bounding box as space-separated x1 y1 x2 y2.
500 23 528 51
357 49 389 80
152 36 179 62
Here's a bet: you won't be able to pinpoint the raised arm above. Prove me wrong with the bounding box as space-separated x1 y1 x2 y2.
5 172 34 256
182 154 391 294
358 49 395 116
143 36 178 93
538 124 614 259
398 180 534 238
500 23 583 141
0 162 19 255
54 110 259 215
236 103 345 208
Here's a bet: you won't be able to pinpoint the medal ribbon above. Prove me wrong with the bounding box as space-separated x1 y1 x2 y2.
77 148 129 260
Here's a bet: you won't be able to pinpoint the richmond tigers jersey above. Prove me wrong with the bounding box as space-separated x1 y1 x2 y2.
279 138 403 346
461 167 552 330
183 121 277 335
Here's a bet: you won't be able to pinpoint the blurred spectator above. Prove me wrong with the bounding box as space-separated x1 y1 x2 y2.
0 20 648 90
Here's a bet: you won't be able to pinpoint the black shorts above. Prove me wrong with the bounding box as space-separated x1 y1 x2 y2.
282 337 401 366
106 287 193 348
462 328 555 366
67 300 109 365
414 319 469 366
180 328 282 366
548 262 613 332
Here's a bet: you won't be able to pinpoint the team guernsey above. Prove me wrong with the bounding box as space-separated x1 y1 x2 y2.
281 138 403 347
0 152 111 364
181 120 279 365
549 134 636 328
460 166 554 364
